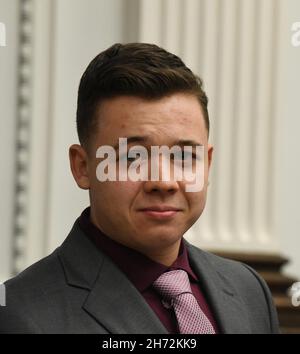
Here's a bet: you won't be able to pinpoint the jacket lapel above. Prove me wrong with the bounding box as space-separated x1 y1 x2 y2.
83 255 168 334
185 240 251 334
59 220 168 334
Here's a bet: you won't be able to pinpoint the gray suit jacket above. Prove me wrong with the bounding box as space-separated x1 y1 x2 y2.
0 219 280 334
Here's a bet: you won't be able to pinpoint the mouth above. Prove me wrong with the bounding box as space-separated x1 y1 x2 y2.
138 206 182 219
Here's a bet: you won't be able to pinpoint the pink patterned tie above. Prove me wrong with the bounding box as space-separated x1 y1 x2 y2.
153 269 215 334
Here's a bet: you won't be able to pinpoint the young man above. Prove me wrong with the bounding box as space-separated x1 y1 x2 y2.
0 43 279 334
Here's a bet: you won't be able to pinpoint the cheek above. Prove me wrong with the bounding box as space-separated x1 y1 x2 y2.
92 180 140 208
186 189 208 215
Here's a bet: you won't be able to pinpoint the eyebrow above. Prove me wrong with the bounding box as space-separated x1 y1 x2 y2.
112 136 203 150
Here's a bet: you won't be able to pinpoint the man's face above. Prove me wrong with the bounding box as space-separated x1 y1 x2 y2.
72 93 213 258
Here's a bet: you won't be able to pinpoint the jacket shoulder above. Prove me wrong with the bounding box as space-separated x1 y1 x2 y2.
0 249 64 333
4 248 63 293
186 242 280 333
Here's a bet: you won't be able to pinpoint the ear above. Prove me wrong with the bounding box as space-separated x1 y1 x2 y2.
207 144 213 170
207 144 213 186
69 144 90 189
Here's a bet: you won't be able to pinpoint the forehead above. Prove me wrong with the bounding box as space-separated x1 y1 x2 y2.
94 93 207 146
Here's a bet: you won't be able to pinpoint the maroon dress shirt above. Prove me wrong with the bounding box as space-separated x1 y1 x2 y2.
78 207 219 334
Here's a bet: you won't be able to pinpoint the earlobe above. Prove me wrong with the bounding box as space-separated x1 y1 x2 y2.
69 144 90 190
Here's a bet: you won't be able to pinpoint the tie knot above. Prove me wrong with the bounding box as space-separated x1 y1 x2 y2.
153 269 192 302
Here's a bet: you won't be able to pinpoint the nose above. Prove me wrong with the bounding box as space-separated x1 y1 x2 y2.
142 155 180 194
143 178 180 195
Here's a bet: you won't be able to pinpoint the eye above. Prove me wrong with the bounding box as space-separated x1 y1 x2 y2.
119 152 141 163
127 154 138 163
173 151 197 161
120 154 136 162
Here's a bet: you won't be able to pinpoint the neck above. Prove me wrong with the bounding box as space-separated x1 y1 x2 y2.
142 241 182 266
89 206 181 267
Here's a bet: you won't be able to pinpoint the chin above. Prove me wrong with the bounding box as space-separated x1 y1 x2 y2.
142 230 183 248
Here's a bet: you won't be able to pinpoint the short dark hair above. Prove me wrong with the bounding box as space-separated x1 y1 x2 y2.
76 43 209 148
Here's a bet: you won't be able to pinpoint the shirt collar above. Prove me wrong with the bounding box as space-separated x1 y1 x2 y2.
78 207 199 292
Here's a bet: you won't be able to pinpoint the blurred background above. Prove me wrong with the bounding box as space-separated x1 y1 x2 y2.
1 0 300 331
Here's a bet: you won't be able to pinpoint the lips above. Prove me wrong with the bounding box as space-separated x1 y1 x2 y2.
139 206 182 212
138 206 182 219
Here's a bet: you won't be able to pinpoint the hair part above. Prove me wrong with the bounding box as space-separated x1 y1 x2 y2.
76 43 210 150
